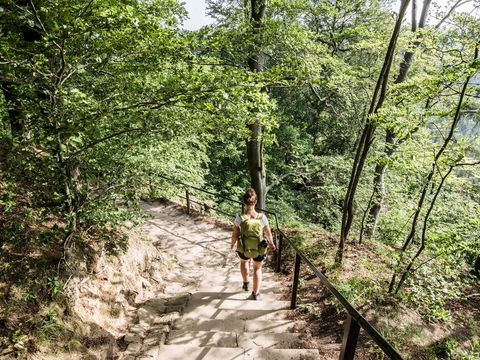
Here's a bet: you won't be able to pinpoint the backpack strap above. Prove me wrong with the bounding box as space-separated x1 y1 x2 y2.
240 213 262 221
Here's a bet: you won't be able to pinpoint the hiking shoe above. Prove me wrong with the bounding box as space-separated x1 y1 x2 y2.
242 282 249 291
248 292 260 300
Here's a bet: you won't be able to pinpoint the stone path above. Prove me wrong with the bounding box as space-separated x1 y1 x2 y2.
120 201 320 360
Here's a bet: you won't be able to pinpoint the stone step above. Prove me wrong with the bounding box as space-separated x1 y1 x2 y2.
195 285 285 295
173 318 297 333
244 348 321 360
166 330 236 347
190 291 285 302
167 331 309 349
184 299 290 312
199 278 282 284
245 319 297 333
200 269 278 277
211 274 279 282
140 204 316 360
156 345 320 360
238 332 307 348
174 318 245 332
198 275 279 286
181 307 291 321
197 282 284 291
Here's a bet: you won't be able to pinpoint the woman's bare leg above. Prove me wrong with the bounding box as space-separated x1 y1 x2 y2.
240 259 249 283
252 260 263 295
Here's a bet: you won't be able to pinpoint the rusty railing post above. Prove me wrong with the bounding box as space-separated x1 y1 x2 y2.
290 253 301 309
186 189 190 214
339 315 360 360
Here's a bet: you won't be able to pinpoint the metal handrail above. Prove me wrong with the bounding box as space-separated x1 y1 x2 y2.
153 173 403 360
157 173 282 234
280 229 403 359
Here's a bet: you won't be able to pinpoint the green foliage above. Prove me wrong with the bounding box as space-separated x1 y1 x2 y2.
11 329 29 353
433 337 459 359
333 277 385 308
47 277 63 299
1 0 479 357
455 338 480 360
38 305 64 342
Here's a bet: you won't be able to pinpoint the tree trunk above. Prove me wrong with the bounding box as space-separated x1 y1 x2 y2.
364 128 395 238
246 0 267 209
335 0 410 264
247 122 266 209
363 0 432 241
364 162 386 238
1 81 25 138
389 44 478 293
394 165 453 293
474 255 480 278
0 4 44 139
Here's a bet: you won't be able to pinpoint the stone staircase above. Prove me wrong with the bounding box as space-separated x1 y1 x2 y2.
122 201 320 360
161 280 320 359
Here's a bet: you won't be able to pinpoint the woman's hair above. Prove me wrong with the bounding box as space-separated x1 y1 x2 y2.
242 188 257 205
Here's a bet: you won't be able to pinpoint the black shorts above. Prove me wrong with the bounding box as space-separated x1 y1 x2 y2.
237 251 266 262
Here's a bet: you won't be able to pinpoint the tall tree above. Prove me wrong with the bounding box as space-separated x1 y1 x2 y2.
246 0 267 209
0 0 264 242
389 43 479 293
336 0 411 264
361 0 471 241
360 0 432 241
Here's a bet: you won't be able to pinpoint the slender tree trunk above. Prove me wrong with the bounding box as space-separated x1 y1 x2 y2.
47 33 81 242
246 0 267 209
359 186 375 244
363 129 395 239
394 166 454 293
335 0 410 264
1 4 44 139
474 255 480 278
54 120 80 240
2 80 25 138
247 122 266 209
363 0 432 240
388 44 478 293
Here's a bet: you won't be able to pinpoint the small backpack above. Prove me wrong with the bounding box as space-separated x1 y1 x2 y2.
237 214 267 258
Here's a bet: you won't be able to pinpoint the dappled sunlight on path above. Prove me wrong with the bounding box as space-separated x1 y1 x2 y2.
119 201 320 359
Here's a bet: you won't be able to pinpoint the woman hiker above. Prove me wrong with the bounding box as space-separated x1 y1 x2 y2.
230 188 276 300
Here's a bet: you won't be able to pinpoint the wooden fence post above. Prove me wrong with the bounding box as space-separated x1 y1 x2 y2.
186 189 190 214
339 315 360 360
290 253 301 309
275 231 283 273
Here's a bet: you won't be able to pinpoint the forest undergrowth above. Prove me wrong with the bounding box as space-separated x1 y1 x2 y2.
277 225 480 360
0 173 139 357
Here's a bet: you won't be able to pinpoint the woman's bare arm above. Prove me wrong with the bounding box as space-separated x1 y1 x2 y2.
231 225 240 251
263 225 276 251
